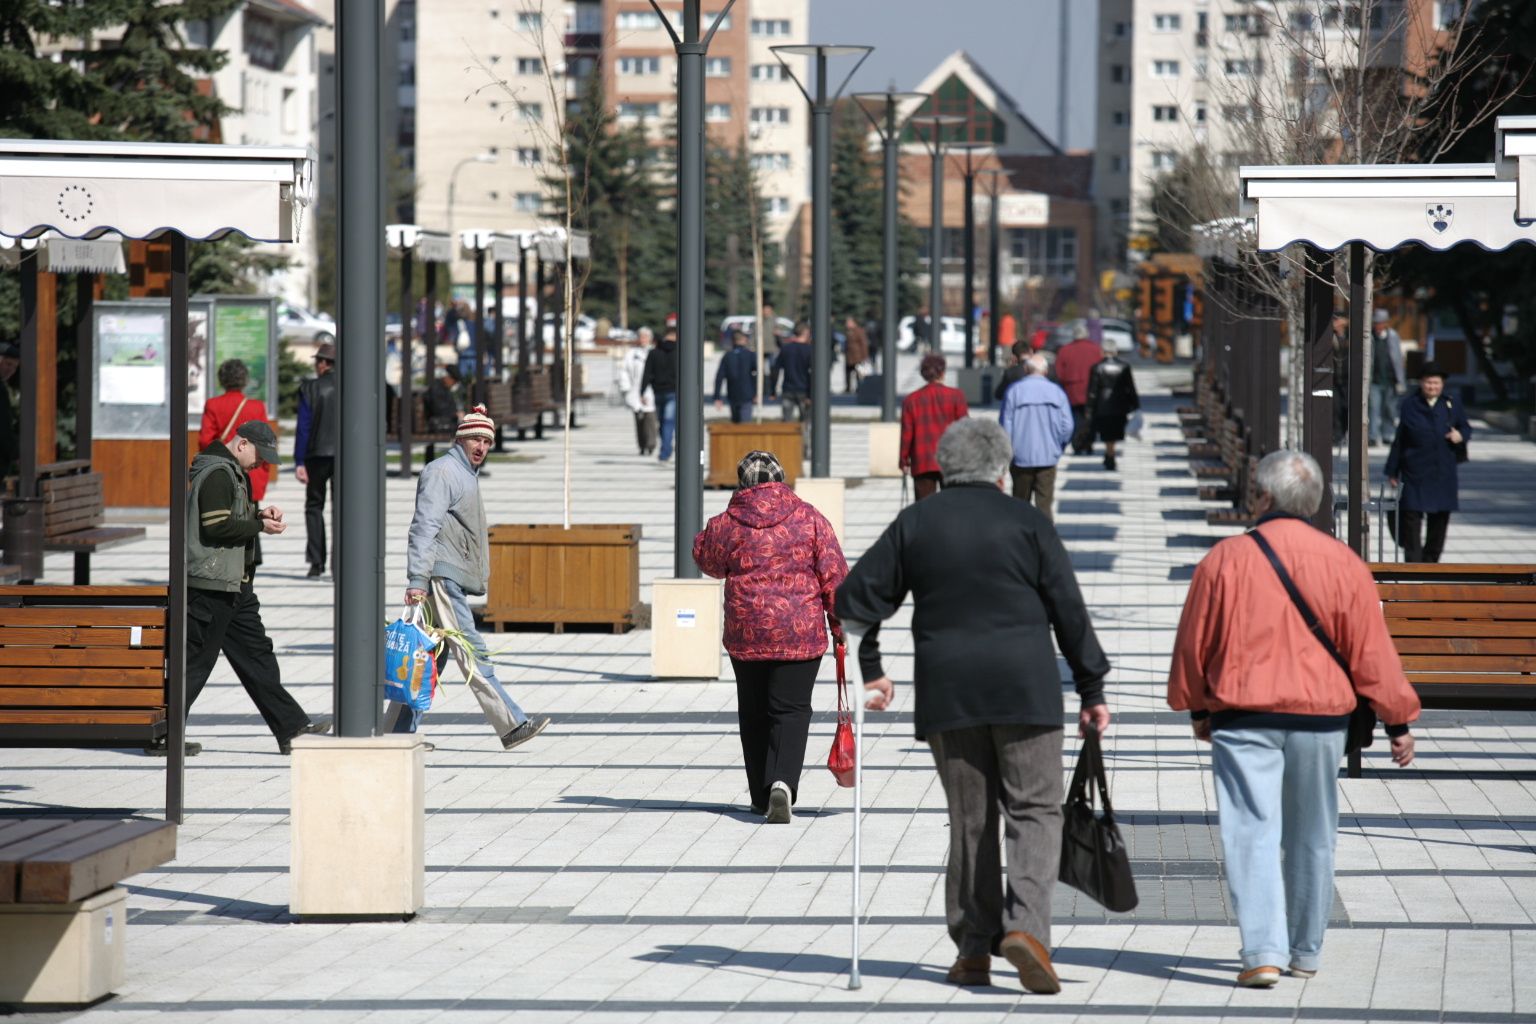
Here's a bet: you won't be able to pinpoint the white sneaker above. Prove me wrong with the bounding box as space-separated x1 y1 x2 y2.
766 781 792 823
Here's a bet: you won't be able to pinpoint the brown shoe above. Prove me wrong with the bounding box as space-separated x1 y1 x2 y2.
946 955 991 986
1000 931 1060 994
1237 966 1282 988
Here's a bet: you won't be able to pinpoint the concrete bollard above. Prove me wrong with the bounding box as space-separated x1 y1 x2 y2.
867 422 902 478
794 477 846 546
290 734 426 919
651 578 724 679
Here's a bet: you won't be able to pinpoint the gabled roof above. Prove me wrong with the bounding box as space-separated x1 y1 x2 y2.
908 51 1059 157
248 0 327 27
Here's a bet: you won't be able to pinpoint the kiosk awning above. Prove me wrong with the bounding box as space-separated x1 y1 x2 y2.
387 224 455 262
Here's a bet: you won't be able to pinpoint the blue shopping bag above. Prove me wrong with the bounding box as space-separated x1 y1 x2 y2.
384 606 438 710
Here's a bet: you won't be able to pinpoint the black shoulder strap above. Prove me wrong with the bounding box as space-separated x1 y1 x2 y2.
1248 528 1352 681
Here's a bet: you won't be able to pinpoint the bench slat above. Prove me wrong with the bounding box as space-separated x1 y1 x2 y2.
1383 602 1536 621
0 709 165 726
1400 654 1536 672
0 820 122 903
35 459 93 477
0 608 166 627
45 526 145 551
1378 584 1536 603
0 668 163 687
1385 620 1536 638
1408 673 1536 685
0 648 164 668
0 626 166 647
0 586 167 599
0 821 74 902
19 820 177 903
0 687 167 707
1394 638 1536 655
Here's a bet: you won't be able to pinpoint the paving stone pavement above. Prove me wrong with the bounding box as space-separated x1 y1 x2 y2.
9 351 1536 1024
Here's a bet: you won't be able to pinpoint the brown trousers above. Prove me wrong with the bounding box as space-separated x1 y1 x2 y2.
1009 464 1057 520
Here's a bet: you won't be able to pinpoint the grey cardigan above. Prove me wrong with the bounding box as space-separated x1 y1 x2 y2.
406 445 490 595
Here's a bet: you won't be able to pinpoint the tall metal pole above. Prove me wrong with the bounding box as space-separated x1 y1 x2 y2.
1303 246 1336 535
493 256 506 377
166 235 189 822
988 182 1001 365
423 260 438 385
962 165 975 369
1057 0 1070 148
1347 242 1367 557
930 143 944 358
810 51 832 477
880 105 899 420
400 250 414 476
677 0 705 576
517 240 530 370
336 0 385 736
472 246 487 405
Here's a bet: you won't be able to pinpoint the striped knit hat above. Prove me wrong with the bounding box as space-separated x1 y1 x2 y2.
456 404 495 441
737 450 785 488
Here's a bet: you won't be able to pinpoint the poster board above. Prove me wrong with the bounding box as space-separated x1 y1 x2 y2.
92 299 214 439
202 295 277 407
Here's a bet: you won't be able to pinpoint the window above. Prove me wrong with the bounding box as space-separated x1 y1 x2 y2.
515 192 541 212
568 55 596 78
750 152 791 171
1151 12 1181 31
618 56 661 75
706 56 731 77
516 11 541 30
1194 102 1207 123
519 101 542 121
616 10 661 30
618 102 661 120
1222 104 1253 124
517 57 541 74
751 63 787 81
1150 151 1177 172
1110 155 1125 173
1152 104 1179 122
1194 57 1208 80
1006 227 1078 280
1225 13 1259 32
1111 110 1127 127
1109 64 1127 84
516 147 541 166
1151 59 1179 77
766 196 791 215
750 106 790 125
1434 2 1464 28
751 18 791 36
1112 20 1129 37
1224 58 1260 77
1291 10 1317 30
707 10 732 30
705 102 731 122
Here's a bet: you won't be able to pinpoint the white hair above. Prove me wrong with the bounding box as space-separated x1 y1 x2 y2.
1024 353 1049 376
936 418 1012 485
1255 450 1324 517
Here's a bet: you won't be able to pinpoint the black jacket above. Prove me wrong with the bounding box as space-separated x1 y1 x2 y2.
1087 357 1139 420
771 339 813 396
714 345 758 403
1385 390 1472 513
835 481 1109 738
642 339 679 395
993 362 1027 401
297 371 338 460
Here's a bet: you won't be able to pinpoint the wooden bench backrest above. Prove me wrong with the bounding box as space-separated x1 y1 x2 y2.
485 380 515 421
0 586 169 723
513 368 554 411
37 463 104 538
1373 566 1536 689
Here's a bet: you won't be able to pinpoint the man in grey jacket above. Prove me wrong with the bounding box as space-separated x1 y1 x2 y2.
391 405 550 748
1369 308 1406 446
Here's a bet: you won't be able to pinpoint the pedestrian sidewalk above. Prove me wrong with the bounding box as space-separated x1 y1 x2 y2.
10 352 1536 1024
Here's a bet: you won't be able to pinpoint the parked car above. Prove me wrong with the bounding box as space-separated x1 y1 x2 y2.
540 312 596 347
1099 317 1135 355
897 315 969 355
277 302 335 358
720 315 796 348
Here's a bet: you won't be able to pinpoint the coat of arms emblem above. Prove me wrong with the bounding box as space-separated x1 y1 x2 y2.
1426 203 1453 233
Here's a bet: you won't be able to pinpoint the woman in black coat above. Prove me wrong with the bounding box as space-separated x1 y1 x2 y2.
1384 361 1471 563
1086 338 1140 471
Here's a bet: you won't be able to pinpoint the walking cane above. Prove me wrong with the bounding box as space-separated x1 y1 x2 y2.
849 657 865 990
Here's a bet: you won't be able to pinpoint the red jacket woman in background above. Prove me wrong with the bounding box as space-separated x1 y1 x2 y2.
694 450 847 824
199 358 275 501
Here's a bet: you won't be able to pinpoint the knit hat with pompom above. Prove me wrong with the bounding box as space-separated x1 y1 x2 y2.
456 404 495 441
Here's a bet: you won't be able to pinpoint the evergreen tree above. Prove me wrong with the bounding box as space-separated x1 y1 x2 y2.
828 103 884 323
704 138 780 329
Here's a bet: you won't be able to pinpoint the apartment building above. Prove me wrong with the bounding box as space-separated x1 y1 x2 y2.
1096 0 1461 271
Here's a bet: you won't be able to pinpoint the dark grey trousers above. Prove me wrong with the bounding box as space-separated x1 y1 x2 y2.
929 724 1064 957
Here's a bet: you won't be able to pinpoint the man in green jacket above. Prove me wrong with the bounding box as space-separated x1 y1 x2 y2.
170 421 331 756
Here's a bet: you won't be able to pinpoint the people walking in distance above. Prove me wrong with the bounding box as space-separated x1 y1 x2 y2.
1086 337 1140 471
713 328 758 423
1054 332 1104 455
901 354 970 500
293 341 338 578
394 406 550 749
619 327 657 455
1331 309 1350 445
843 316 870 395
177 421 332 756
913 306 933 353
1169 449 1420 988
1369 308 1406 446
992 340 1032 402
693 451 848 824
199 359 275 572
1385 361 1471 563
999 354 1072 519
836 417 1111 995
641 326 679 463
770 319 814 425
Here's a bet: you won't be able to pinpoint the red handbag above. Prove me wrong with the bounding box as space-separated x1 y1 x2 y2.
827 642 856 787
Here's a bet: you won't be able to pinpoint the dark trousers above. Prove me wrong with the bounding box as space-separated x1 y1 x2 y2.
1399 509 1451 563
303 455 335 569
729 400 753 424
634 410 658 454
929 724 1064 957
730 656 820 809
1070 404 1093 454
1009 464 1057 520
913 472 942 501
186 584 311 743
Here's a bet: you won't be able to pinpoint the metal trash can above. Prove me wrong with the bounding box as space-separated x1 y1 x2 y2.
2 496 44 582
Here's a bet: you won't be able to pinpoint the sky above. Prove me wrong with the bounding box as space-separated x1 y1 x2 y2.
808 0 1100 151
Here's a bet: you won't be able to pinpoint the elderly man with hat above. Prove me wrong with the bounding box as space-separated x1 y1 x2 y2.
294 340 338 578
394 405 550 749
178 420 332 756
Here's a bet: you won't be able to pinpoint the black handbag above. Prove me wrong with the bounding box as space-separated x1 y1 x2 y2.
1249 529 1376 752
1058 728 1138 913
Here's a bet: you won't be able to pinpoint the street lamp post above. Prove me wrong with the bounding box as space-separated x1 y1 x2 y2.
446 152 496 276
648 0 736 577
774 44 873 477
979 167 1009 367
853 90 928 422
909 115 966 363
947 143 993 371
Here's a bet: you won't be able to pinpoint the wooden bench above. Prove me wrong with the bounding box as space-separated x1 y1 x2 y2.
36 462 145 585
485 378 537 441
511 368 557 440
1372 564 1536 712
0 817 177 1006
0 586 170 751
386 394 456 446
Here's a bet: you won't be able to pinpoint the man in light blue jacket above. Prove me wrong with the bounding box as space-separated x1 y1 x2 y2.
999 354 1074 520
392 404 550 750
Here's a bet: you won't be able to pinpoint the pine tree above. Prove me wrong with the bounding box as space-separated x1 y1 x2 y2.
704 138 780 329
828 102 885 323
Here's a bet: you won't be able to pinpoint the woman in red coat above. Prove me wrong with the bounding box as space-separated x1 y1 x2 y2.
199 359 274 501
694 451 848 824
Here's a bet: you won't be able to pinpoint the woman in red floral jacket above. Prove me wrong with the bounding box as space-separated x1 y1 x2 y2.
694 450 848 824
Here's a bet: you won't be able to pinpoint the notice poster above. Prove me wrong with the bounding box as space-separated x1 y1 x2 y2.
94 306 172 438
215 303 272 404
187 307 211 416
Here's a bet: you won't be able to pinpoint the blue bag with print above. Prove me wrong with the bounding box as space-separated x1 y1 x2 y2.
384 606 438 711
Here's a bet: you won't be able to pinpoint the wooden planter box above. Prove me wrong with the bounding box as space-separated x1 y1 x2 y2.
707 421 803 488
484 523 641 633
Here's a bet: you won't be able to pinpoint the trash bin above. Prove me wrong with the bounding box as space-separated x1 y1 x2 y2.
2 496 43 582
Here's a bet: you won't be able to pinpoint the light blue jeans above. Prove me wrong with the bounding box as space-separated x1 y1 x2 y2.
386 577 528 737
1368 384 1398 444
1212 725 1347 972
657 392 677 462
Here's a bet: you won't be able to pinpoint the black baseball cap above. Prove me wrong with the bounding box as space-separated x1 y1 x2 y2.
235 421 281 467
